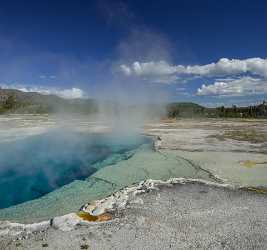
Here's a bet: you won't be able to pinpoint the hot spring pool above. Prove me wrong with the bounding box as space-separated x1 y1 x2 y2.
0 130 152 209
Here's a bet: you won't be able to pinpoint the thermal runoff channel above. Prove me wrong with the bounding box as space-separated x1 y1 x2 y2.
0 130 151 209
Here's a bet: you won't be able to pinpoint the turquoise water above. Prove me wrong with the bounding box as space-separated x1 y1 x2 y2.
0 130 152 209
0 146 215 223
0 128 218 223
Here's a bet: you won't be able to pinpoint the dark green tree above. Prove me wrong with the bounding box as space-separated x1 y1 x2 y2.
4 95 16 109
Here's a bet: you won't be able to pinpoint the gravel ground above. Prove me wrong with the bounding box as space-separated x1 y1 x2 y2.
1 183 266 250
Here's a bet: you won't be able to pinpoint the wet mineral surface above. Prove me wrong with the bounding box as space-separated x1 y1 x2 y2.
1 182 266 250
0 115 266 249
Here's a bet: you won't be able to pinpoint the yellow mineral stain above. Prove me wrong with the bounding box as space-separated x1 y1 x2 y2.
77 211 112 222
240 160 257 168
240 160 267 168
77 211 99 222
243 187 267 194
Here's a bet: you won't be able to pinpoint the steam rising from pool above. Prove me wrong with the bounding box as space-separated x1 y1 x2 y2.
0 130 152 209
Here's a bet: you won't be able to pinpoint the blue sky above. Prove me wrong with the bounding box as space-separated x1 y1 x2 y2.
1 0 267 105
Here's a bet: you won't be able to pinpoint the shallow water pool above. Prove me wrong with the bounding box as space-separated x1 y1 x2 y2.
0 130 152 209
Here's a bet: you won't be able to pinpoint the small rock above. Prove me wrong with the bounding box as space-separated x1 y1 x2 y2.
80 244 90 249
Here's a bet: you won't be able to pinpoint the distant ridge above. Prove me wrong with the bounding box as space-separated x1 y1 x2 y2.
0 88 97 114
167 102 205 118
0 88 266 118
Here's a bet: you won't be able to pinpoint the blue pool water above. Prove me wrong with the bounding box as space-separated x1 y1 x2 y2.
0 130 152 209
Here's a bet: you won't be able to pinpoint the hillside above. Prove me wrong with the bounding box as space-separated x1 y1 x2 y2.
1 88 267 118
0 89 97 114
166 102 206 118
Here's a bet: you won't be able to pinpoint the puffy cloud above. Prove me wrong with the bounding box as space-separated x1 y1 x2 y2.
0 84 86 99
53 88 85 99
197 76 267 96
119 58 267 82
119 61 178 83
119 65 132 76
119 61 175 77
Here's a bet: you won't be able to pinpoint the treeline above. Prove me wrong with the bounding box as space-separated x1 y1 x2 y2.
167 101 267 119
212 102 267 118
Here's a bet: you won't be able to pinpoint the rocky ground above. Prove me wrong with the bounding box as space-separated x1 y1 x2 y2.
1 182 266 250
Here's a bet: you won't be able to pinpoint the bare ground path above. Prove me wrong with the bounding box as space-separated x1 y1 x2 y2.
1 182 266 250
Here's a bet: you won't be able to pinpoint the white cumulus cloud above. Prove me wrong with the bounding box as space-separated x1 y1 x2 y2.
197 76 267 96
119 61 178 83
52 88 85 99
119 57 267 82
0 84 86 99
